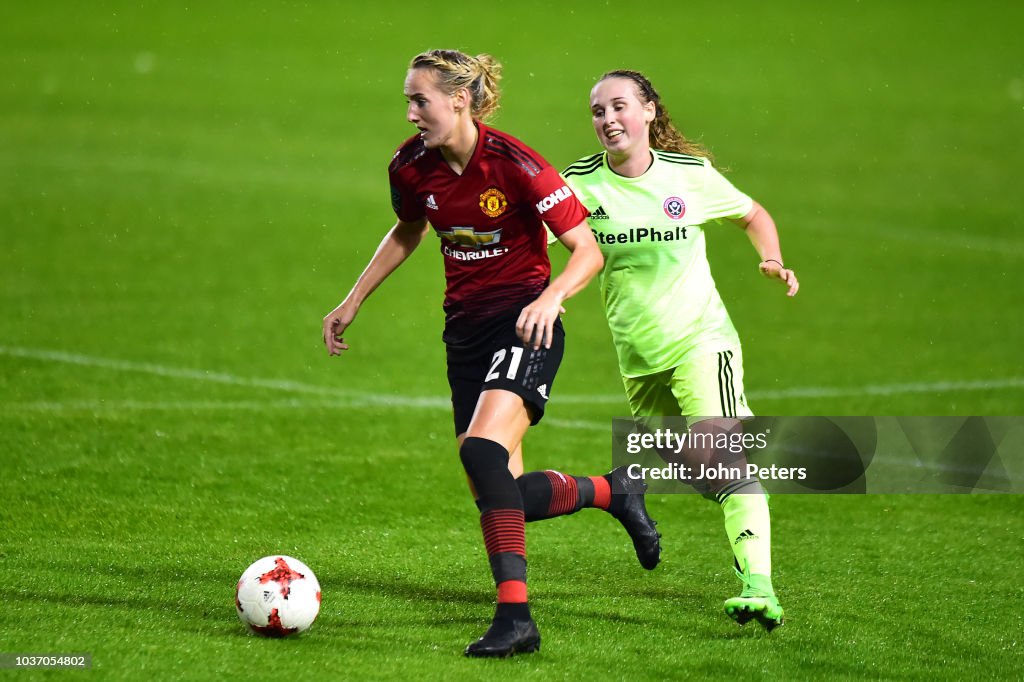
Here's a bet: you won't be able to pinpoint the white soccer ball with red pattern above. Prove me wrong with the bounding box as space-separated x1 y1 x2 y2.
235 555 321 637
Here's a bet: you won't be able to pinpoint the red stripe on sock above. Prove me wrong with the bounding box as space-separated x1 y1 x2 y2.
497 580 528 603
543 470 579 516
481 509 526 557
590 476 610 510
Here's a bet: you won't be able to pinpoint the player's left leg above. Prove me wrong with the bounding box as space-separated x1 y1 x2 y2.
514 466 661 570
672 349 783 631
480 318 660 570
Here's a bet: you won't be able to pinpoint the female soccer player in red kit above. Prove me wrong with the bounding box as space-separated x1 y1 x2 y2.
322 50 660 658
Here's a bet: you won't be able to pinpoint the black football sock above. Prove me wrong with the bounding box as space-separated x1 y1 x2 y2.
460 437 528 606
516 470 611 521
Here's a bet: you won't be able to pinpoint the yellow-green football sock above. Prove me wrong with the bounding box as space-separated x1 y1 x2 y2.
716 478 774 594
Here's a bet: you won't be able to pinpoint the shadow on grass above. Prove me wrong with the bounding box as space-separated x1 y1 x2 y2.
327 573 489 606
15 555 769 647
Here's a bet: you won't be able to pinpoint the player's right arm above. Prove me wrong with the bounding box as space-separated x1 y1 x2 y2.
322 217 429 356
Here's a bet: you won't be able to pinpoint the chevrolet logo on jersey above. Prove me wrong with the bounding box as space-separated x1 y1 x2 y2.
437 226 503 248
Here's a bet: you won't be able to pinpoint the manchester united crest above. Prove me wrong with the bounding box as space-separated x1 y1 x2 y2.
479 188 508 218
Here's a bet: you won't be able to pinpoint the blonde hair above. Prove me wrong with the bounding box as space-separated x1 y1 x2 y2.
598 70 713 163
409 49 502 122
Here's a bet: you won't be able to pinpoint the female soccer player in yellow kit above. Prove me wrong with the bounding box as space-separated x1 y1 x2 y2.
564 70 799 630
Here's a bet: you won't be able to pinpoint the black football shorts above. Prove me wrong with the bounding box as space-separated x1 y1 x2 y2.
446 315 565 436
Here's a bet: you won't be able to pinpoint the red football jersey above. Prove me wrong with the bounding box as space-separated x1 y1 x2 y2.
388 122 588 342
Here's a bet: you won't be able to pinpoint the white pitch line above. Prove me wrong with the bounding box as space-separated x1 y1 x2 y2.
749 377 1024 400
801 219 1024 258
0 398 607 429
4 396 1015 487
2 345 1022 414
0 345 444 409
0 398 614 432
541 417 608 432
0 345 359 397
0 398 366 412
557 378 1024 403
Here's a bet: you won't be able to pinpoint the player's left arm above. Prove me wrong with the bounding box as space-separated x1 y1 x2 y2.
732 201 799 297
517 222 603 350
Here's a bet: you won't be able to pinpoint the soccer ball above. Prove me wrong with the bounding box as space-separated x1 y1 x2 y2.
235 555 321 637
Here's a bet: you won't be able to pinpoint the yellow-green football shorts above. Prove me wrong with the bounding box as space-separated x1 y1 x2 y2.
622 348 754 422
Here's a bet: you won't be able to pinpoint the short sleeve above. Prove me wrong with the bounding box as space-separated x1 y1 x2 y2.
702 161 754 222
523 166 590 238
388 171 425 223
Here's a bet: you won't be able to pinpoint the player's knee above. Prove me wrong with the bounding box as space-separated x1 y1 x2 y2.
514 470 552 520
459 436 509 478
514 470 546 495
460 437 519 511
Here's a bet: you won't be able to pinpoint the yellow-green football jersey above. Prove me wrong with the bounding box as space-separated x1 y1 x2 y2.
563 150 753 378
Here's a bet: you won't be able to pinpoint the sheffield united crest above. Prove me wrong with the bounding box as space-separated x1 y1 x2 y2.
663 196 686 220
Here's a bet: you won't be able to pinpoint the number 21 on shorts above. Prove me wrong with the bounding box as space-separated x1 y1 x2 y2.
485 347 524 382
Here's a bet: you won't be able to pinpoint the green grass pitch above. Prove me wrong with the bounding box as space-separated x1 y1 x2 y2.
2 1 1022 679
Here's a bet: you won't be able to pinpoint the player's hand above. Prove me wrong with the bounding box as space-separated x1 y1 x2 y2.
516 291 566 351
759 260 799 297
323 300 358 356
